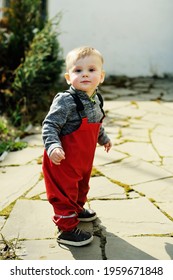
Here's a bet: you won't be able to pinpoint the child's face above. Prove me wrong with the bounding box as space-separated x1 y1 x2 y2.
65 55 105 96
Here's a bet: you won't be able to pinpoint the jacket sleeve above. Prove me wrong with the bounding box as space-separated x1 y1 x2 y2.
97 124 110 146
42 93 68 157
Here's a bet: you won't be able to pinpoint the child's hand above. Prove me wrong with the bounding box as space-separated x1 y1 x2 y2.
104 141 112 153
50 148 65 165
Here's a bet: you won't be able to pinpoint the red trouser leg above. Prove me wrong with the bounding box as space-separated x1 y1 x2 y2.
42 150 81 231
77 169 91 209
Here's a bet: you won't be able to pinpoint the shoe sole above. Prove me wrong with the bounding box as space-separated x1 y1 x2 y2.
57 235 93 247
78 214 97 222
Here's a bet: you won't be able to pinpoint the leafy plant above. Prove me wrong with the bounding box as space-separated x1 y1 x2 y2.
12 15 64 124
0 117 27 155
0 1 63 153
0 0 45 116
0 234 21 260
0 141 27 155
0 0 44 68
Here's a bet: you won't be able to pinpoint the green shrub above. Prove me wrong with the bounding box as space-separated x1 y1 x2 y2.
0 0 45 116
0 140 28 155
0 117 27 155
0 0 44 68
0 1 63 154
12 15 64 125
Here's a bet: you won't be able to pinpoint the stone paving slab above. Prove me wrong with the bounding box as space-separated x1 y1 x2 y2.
22 134 43 146
103 126 119 136
142 113 173 127
105 236 173 260
137 101 173 114
118 126 149 142
162 157 173 173
90 198 173 236
1 200 56 240
88 176 126 199
153 125 173 137
40 193 47 200
112 105 146 119
0 216 6 231
133 177 173 203
103 100 130 111
16 237 101 260
95 157 172 185
151 133 173 157
94 147 126 166
115 142 160 162
102 87 136 98
128 191 141 199
0 147 43 166
24 125 42 134
0 164 42 211
26 179 45 199
118 94 151 101
128 118 153 129
156 202 173 219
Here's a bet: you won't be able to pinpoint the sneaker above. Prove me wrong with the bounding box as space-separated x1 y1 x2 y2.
78 208 97 222
57 227 93 246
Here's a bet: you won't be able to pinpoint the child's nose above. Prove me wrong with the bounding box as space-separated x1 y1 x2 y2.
82 71 88 77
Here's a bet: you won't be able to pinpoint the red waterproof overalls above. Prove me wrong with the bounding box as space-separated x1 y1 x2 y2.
42 93 104 231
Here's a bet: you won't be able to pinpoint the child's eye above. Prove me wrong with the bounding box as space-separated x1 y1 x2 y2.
75 69 81 73
89 68 95 72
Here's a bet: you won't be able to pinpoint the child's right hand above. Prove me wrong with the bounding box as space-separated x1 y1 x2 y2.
50 148 65 165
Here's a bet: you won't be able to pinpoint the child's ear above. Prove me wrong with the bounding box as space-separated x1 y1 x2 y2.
64 73 71 85
100 70 105 83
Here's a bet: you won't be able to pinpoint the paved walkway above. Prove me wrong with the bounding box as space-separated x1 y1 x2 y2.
0 77 173 260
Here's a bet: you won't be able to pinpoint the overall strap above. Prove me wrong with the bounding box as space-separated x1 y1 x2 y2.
97 92 105 120
97 92 103 108
64 88 105 119
64 89 86 118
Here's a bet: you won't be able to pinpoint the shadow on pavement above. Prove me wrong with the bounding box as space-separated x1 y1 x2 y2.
58 218 157 260
165 242 173 260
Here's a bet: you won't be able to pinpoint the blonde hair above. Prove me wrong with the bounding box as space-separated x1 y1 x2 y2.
65 46 104 71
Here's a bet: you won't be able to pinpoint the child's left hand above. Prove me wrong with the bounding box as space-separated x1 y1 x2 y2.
104 141 112 152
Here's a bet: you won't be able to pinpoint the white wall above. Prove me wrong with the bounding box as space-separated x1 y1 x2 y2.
49 0 173 77
0 0 3 18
